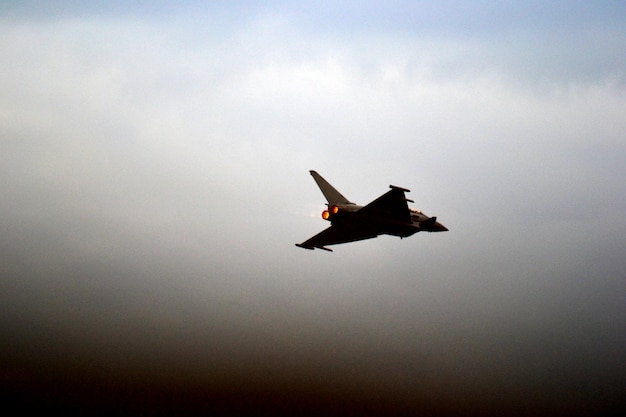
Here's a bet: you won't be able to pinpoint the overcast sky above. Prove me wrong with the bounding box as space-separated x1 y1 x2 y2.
1 1 625 415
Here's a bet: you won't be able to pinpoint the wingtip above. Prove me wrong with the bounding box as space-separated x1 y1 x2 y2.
389 184 411 193
295 243 314 250
296 243 333 252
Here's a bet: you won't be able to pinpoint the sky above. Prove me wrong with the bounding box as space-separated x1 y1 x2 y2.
1 1 625 415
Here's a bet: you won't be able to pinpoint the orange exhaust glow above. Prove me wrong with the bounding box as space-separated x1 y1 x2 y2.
322 210 330 220
330 205 339 214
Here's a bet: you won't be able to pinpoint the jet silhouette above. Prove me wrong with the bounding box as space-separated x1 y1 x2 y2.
296 171 448 251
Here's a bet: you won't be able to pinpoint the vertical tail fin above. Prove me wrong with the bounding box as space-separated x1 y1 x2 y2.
309 170 354 205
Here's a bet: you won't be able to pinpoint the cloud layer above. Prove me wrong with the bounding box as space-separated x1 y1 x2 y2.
1 2 625 415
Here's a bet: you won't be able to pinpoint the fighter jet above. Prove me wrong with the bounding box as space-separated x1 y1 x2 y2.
296 170 448 251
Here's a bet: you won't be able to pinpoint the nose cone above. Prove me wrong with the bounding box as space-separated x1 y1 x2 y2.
420 217 448 232
433 222 448 232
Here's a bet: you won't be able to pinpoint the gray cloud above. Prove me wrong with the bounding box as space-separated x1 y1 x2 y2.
1 3 625 415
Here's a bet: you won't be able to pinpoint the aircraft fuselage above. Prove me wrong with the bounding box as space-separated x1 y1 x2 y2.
296 171 447 251
321 203 447 239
